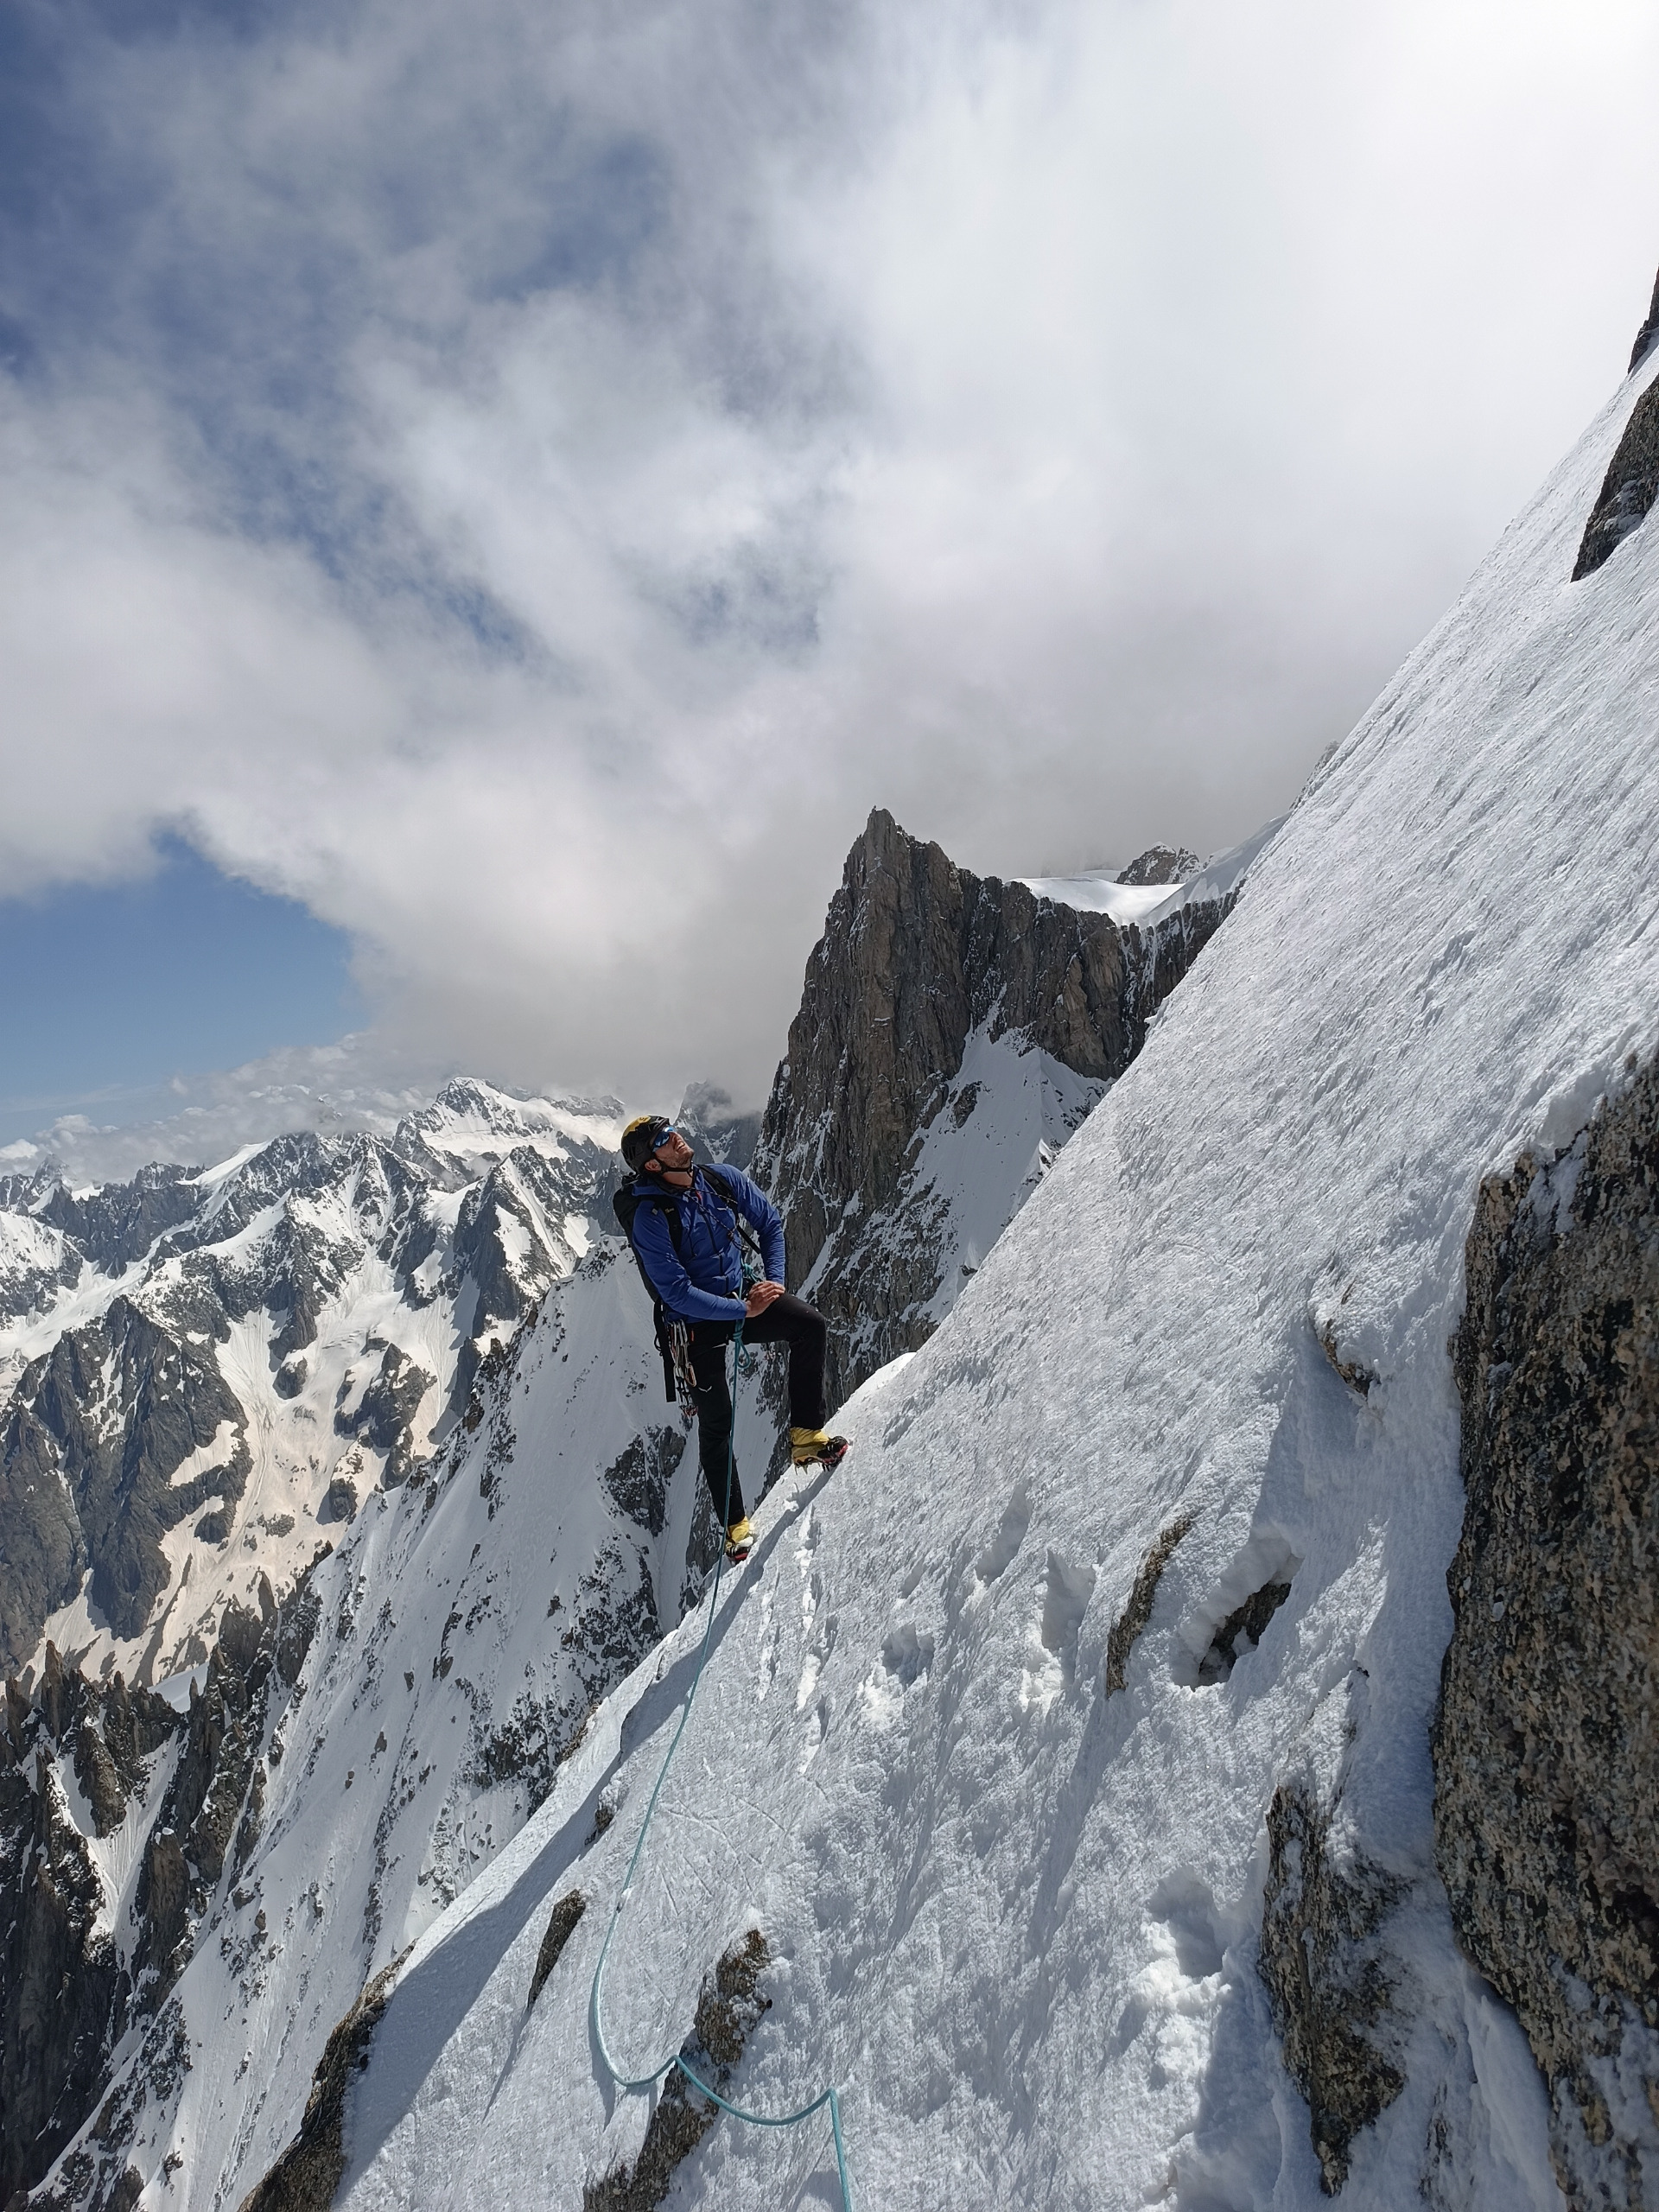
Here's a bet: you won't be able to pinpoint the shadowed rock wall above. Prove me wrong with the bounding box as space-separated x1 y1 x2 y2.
753 808 1233 1408
1435 1051 1659 2207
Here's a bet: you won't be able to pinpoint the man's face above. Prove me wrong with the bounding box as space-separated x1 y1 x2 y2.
650 1128 695 1174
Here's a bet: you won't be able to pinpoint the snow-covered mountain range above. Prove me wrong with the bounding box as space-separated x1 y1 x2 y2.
9 289 1659 2212
0 1080 634 1688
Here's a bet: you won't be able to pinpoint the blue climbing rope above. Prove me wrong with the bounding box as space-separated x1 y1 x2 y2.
588 1324 855 2209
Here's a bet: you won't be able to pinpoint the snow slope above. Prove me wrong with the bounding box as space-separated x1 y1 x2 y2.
321 355 1659 2209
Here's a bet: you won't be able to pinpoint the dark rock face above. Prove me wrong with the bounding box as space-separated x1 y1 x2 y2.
1434 1053 1659 2204
318 1477 357 1526
0 1653 181 2202
333 1344 433 1487
0 1300 250 1669
1118 843 1199 887
1105 1515 1193 1694
601 1428 687 1539
1573 375 1659 581
235 1953 404 2212
677 1083 761 1172
753 809 1235 1406
528 1891 587 2008
29 1164 201 1279
1259 1778 1408 2192
1628 265 1659 375
1194 1571 1294 1687
584 1931 772 2211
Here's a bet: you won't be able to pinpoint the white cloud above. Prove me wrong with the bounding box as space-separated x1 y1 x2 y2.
3 0 1657 1108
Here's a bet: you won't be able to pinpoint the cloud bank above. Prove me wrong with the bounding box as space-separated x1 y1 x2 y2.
3 0 1657 1107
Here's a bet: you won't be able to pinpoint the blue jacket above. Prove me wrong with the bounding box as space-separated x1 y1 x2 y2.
628 1166 787 1325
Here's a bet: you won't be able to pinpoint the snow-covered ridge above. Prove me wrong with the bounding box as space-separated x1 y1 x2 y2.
1020 811 1287 929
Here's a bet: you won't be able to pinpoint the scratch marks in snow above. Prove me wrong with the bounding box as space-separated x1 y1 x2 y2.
795 1519 837 1769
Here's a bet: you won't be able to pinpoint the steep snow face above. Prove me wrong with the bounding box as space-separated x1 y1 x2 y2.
0 1080 624 1682
323 359 1659 2210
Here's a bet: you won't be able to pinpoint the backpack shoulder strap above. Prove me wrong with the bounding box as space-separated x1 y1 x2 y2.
699 1165 761 1255
613 1181 683 1256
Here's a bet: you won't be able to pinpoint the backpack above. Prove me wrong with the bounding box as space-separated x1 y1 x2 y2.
613 1166 760 1401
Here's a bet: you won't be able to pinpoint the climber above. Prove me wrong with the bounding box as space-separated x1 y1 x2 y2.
616 1116 847 1557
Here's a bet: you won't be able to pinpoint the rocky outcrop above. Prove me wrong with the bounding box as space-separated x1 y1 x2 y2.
234 1954 405 2212
1573 376 1659 582
528 1891 588 2008
334 1343 434 1487
1 1300 250 1669
1259 1778 1408 2192
584 1931 772 2211
1118 843 1199 886
1629 266 1659 376
1434 1051 1659 2206
753 809 1236 1406
1105 1515 1193 1694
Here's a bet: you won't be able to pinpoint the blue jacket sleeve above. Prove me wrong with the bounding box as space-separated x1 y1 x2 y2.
631 1200 747 1324
722 1168 787 1285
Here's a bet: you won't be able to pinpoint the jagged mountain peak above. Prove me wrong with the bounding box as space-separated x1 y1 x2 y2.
396 1078 626 1184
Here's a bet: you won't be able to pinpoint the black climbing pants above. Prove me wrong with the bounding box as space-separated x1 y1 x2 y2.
689 1293 830 1529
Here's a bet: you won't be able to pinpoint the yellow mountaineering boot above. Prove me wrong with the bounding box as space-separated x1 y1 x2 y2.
790 1427 850 1469
725 1516 756 1560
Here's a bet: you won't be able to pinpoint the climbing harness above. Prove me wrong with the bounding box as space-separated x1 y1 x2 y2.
588 1325 855 2209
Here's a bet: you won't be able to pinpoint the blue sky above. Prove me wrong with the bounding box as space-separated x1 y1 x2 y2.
3 0 1658 1141
0 842 365 1145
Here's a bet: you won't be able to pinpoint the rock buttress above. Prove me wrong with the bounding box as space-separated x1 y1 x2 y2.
1434 1052 1659 2207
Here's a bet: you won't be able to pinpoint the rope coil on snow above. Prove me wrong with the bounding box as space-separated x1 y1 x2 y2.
588 1323 855 2209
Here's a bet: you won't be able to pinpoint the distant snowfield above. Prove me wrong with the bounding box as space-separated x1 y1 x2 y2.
1020 813 1286 931
327 351 1659 2211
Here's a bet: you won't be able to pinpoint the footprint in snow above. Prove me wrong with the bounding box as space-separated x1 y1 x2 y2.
1020 1549 1096 1716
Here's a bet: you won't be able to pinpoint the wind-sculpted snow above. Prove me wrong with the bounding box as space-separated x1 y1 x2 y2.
308 353 1659 2209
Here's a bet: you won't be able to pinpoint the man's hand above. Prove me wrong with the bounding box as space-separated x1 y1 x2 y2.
744 1280 785 1319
